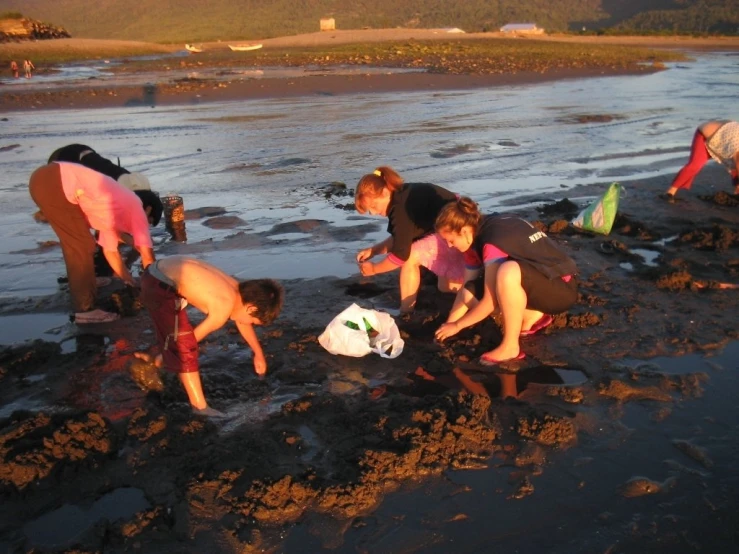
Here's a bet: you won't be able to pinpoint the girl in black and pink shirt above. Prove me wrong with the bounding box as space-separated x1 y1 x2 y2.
354 166 466 313
434 197 578 366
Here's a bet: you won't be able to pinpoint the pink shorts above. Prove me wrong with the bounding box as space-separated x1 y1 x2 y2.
411 233 465 283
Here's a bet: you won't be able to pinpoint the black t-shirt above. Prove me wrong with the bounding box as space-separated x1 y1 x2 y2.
48 144 130 181
466 215 578 279
386 183 457 262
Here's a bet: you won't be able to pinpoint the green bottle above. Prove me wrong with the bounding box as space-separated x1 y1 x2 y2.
345 318 375 333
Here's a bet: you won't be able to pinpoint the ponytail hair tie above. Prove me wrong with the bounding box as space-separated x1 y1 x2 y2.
373 169 382 176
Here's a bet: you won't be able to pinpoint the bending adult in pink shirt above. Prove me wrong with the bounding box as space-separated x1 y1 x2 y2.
29 162 157 323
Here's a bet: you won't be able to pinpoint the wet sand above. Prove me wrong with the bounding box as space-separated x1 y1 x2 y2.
0 66 660 113
0 162 737 552
1 30 739 552
1 31 738 113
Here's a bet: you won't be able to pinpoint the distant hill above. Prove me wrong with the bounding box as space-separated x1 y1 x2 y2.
0 0 736 43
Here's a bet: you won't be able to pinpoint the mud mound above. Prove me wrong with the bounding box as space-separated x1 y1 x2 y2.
536 198 579 217
680 225 738 252
699 191 739 207
0 411 115 490
0 340 61 379
598 379 672 403
655 270 693 291
516 412 576 447
613 213 660 240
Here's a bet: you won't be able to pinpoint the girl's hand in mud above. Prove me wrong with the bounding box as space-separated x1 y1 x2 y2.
356 248 374 263
435 322 460 341
358 261 376 277
253 353 267 376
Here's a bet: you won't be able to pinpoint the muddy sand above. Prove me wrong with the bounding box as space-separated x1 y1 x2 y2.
1 163 737 552
2 31 739 113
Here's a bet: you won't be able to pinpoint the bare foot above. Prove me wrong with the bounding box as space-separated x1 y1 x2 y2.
193 406 229 418
480 345 521 363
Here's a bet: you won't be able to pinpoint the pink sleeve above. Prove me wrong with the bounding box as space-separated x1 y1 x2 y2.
127 208 154 248
97 230 120 251
387 253 405 266
464 249 482 269
482 244 508 264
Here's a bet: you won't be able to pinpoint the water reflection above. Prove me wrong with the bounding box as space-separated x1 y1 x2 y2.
400 365 587 399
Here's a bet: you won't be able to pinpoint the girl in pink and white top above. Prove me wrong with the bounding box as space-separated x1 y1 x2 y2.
354 166 465 313
665 120 739 200
29 162 157 323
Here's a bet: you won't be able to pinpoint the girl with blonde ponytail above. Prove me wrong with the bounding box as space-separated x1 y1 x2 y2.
354 166 465 313
435 197 579 367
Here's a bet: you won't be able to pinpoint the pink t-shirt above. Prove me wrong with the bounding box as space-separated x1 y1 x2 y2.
56 162 153 251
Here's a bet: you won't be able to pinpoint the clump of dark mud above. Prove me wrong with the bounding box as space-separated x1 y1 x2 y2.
171 391 501 538
559 114 624 124
545 219 571 234
110 286 142 316
319 182 355 211
598 379 672 403
202 215 248 229
655 270 697 291
0 340 61 379
612 213 660 240
536 198 579 217
516 412 576 447
320 182 352 199
680 225 738 252
128 358 164 392
672 439 713 468
185 206 227 220
698 191 739 207
0 411 115 490
562 312 601 330
618 475 674 498
269 219 327 234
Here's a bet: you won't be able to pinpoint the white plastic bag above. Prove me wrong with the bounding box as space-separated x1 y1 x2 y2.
318 303 404 359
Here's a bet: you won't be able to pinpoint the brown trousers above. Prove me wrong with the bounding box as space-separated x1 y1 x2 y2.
29 164 97 312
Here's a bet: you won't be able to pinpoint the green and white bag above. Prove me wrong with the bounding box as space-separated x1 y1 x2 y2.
571 182 621 235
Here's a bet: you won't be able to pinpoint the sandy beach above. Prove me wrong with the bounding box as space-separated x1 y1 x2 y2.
1 30 739 112
0 30 738 553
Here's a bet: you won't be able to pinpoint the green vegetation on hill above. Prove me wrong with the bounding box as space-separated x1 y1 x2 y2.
616 0 739 34
0 0 736 43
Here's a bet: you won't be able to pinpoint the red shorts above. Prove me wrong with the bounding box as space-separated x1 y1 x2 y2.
140 269 199 374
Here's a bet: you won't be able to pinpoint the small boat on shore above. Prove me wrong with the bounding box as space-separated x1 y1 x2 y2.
185 44 203 53
228 43 263 52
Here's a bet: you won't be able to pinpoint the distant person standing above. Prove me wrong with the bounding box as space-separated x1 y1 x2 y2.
10 60 19 78
23 59 35 79
663 120 739 200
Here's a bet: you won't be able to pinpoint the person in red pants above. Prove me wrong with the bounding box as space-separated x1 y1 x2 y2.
136 256 283 416
664 120 739 200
